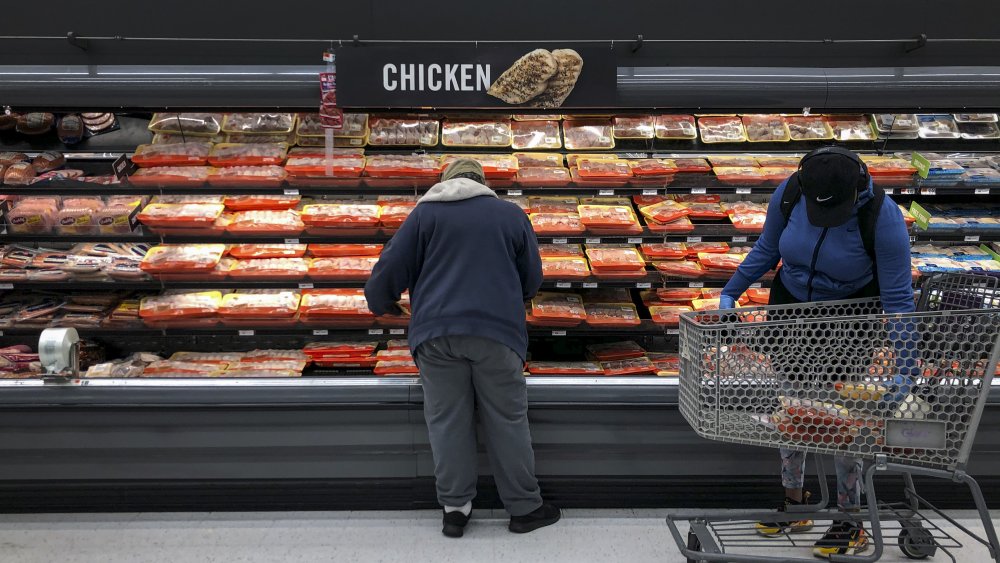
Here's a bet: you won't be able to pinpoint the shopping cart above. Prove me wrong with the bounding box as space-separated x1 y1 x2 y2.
667 273 1000 563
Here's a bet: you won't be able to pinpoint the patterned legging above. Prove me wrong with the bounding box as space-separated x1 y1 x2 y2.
781 449 863 509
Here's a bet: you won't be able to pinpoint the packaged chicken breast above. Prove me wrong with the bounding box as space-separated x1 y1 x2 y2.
511 120 562 149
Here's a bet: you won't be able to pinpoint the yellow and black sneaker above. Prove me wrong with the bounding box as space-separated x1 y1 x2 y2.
754 493 815 537
812 520 869 559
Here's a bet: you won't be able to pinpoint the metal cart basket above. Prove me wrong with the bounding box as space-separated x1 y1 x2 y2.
667 273 1000 562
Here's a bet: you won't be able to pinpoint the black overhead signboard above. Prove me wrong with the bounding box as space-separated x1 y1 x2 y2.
336 45 616 109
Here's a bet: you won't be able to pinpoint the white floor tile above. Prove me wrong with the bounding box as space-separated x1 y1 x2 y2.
0 509 997 563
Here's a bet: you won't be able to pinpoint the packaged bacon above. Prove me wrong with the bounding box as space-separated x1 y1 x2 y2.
541 257 591 279
140 244 227 273
309 256 380 280
745 287 771 304
585 303 641 327
132 142 212 167
219 290 301 318
511 120 562 149
226 210 304 235
229 258 309 280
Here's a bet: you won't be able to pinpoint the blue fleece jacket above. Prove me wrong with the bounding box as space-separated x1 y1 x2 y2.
722 178 915 314
364 193 543 361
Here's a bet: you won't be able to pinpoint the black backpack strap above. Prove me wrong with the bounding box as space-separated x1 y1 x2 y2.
779 173 803 222
857 185 885 266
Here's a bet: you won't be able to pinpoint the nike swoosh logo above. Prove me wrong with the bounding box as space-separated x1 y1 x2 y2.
816 195 834 202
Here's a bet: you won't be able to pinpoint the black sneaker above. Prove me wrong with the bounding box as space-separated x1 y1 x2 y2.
442 509 471 538
754 492 815 537
813 520 869 559
509 503 561 534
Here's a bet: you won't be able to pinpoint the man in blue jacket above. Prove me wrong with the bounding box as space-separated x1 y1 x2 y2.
720 147 914 559
365 158 559 538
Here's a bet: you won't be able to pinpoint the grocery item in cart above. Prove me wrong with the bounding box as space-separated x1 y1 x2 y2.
785 115 834 140
541 257 590 278
209 166 288 188
309 256 380 280
441 119 513 147
149 113 224 135
207 143 288 167
826 115 876 141
368 117 439 146
140 244 226 273
226 210 305 235
222 113 296 134
563 120 615 149
917 114 961 139
130 166 210 186
511 120 562 149
654 115 698 140
229 258 309 280
613 116 655 139
742 115 790 142
585 303 641 327
698 116 747 143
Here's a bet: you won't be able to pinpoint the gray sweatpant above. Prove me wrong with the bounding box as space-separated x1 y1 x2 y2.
414 335 543 517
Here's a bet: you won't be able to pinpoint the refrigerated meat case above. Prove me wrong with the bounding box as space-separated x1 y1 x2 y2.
3 71 1000 511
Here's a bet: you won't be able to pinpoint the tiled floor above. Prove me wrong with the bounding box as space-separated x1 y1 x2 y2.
0 509 997 563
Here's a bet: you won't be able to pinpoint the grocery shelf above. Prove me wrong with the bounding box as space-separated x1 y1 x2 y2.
911 230 1000 243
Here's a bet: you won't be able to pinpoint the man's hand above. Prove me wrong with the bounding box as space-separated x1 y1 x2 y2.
718 294 737 310
383 303 405 316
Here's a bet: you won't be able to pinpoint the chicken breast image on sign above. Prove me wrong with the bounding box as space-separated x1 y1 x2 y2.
487 49 559 105
531 49 584 108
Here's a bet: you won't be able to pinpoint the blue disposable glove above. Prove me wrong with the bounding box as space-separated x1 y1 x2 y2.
718 294 737 310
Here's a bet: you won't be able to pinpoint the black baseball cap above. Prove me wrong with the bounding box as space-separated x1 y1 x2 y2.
795 147 869 228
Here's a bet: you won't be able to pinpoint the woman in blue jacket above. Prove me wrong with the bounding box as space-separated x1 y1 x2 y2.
719 147 914 559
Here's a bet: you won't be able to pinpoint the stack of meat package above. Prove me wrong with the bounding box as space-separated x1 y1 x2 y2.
373 340 418 375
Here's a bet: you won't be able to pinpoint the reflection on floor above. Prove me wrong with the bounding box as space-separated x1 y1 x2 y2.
0 509 996 563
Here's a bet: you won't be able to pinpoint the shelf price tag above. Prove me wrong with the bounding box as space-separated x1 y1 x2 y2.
582 282 598 289
750 282 763 289
691 187 707 195
283 189 300 196
390 328 405 335
112 154 135 181
507 189 522 196
552 237 568 244
975 188 991 195
585 237 601 244
555 282 572 289
312 329 329 336
666 329 679 335
284 238 300 244
732 236 748 243
0 283 13 290
551 330 567 337
368 329 384 335
627 237 642 244
884 188 895 195
298 282 314 289
964 235 981 242
736 187 752 195
636 282 652 289
687 236 702 243
900 188 916 195
598 189 615 196
921 187 936 196
688 281 704 288
642 189 659 196
238 330 255 337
